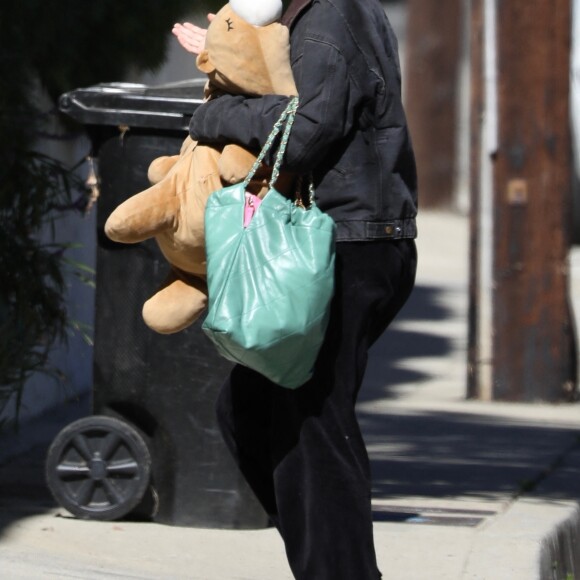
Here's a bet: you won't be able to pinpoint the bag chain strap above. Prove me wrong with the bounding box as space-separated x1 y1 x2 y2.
242 97 315 206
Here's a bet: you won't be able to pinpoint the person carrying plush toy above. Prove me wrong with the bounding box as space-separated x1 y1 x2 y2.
175 1 418 579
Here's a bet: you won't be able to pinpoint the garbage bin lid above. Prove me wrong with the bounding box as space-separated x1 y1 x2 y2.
59 80 207 131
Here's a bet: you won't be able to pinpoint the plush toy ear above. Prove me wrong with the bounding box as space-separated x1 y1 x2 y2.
229 0 282 26
196 50 215 74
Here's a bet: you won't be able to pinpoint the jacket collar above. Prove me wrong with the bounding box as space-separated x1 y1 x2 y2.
281 0 312 27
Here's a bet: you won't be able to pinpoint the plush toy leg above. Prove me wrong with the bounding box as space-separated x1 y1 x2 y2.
142 269 208 334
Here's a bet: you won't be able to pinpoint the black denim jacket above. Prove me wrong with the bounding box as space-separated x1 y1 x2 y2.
189 0 418 242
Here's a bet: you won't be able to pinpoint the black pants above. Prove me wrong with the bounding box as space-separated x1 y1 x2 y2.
216 239 417 580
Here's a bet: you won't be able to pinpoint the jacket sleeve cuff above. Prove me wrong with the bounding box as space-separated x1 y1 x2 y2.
189 94 244 144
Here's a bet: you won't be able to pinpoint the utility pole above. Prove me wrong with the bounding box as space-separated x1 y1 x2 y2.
468 0 577 401
405 0 463 208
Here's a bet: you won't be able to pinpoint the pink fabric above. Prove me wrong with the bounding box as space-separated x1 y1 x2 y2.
244 192 262 227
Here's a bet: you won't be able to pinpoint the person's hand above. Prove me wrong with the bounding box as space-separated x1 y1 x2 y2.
172 14 215 56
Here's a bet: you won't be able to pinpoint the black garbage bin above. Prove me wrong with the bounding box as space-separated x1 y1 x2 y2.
45 81 268 529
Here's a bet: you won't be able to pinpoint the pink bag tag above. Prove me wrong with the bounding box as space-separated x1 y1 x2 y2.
243 192 262 228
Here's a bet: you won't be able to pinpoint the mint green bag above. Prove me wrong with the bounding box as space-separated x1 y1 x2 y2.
202 98 336 389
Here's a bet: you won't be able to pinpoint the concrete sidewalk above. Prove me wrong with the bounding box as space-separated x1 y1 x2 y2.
1 210 579 579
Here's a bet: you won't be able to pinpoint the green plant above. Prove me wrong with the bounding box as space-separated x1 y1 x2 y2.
0 151 90 424
0 0 225 425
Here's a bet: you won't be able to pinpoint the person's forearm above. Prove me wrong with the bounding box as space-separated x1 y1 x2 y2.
189 94 290 164
189 41 353 173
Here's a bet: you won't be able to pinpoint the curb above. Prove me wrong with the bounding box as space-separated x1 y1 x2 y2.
463 441 580 579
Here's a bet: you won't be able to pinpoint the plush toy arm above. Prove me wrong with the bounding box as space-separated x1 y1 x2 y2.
105 180 180 243
218 144 258 184
147 136 195 184
148 155 179 184
219 144 296 197
105 138 200 244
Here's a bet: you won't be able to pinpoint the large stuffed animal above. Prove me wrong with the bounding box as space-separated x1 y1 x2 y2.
104 0 297 334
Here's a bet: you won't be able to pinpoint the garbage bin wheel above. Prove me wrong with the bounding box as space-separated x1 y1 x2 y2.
46 415 151 521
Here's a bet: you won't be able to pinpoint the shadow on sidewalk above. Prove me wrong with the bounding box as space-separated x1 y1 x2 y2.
359 283 456 404
362 408 580 503
0 281 578 541
0 395 90 540
0 282 461 538
356 282 580 523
